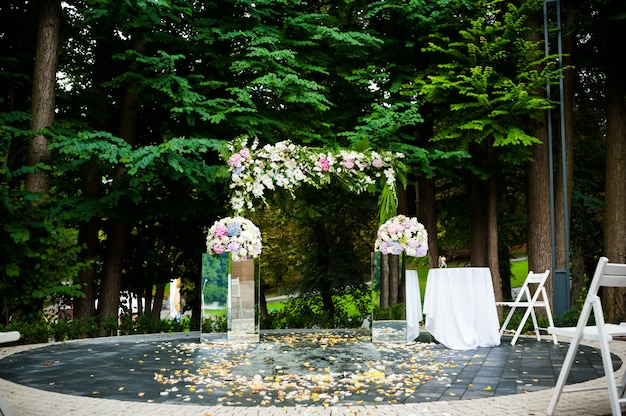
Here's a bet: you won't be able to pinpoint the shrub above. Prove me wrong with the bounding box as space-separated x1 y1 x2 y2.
70 317 99 339
133 314 152 334
152 318 173 333
119 314 135 335
49 318 73 342
171 316 192 332
260 295 367 330
0 318 50 345
100 316 119 336
373 303 406 320
1 314 195 345
201 314 227 333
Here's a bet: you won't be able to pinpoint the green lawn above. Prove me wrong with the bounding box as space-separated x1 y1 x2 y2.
267 301 285 311
510 259 529 287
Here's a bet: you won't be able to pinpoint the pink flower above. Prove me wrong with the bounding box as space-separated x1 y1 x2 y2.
341 158 355 169
319 156 330 171
212 245 225 254
239 148 251 159
379 241 388 253
228 153 243 168
387 223 404 235
213 225 227 238
372 159 384 168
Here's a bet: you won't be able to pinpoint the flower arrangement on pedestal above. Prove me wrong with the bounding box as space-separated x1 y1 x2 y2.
374 215 428 257
206 216 262 261
225 137 405 215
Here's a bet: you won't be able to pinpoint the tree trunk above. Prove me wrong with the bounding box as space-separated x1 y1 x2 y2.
486 141 502 316
602 1 626 321
467 154 488 267
525 10 553 294
389 254 400 307
151 241 173 324
26 0 60 194
321 287 335 327
144 285 153 316
151 284 166 323
379 254 389 310
259 284 269 319
73 210 98 320
397 182 416 217
97 35 144 331
398 255 406 305
74 25 112 321
416 112 439 269
526 140 552 288
418 178 438 269
397 183 418 305
136 293 143 316
487 176 503 320
98 221 128 335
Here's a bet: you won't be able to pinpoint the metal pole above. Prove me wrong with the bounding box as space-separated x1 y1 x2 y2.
544 0 570 315
556 0 570 313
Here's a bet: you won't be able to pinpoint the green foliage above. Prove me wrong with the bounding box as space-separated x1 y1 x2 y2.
373 303 406 321
412 0 559 166
49 317 99 342
378 183 399 225
100 316 119 337
0 0 615 329
0 189 89 322
0 314 195 345
201 253 229 304
134 314 153 334
201 315 227 333
260 294 368 330
70 317 100 339
0 317 50 345
499 309 551 335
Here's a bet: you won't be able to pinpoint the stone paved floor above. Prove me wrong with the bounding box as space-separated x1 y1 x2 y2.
0 330 624 415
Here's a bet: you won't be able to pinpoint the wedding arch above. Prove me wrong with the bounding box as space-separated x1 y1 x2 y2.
202 137 427 343
224 136 404 222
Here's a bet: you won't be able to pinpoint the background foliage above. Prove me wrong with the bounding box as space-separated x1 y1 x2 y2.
1 0 624 335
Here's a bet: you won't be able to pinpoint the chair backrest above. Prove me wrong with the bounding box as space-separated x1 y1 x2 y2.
525 270 550 286
595 258 626 289
515 270 550 302
574 257 626 330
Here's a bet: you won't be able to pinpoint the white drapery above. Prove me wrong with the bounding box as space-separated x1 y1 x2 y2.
405 270 422 343
423 267 500 350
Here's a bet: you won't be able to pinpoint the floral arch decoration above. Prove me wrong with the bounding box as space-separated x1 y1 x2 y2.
206 137 427 261
225 137 404 219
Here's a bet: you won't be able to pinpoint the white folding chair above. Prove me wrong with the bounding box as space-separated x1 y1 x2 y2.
547 257 626 416
496 270 557 345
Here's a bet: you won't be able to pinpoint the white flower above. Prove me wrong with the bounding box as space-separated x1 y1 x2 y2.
375 215 428 258
224 138 404 214
252 182 264 197
206 216 262 261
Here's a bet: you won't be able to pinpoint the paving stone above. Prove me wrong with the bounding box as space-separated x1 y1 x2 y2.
0 331 623 415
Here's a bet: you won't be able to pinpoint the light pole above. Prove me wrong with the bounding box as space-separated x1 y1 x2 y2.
544 0 570 315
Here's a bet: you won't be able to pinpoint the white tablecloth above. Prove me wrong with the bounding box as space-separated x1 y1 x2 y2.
423 267 501 350
405 270 422 343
